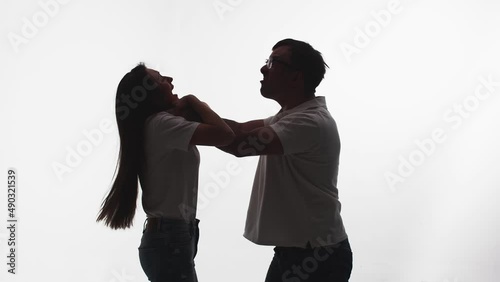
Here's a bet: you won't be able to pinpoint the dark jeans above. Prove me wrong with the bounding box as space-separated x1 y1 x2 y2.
138 218 200 282
265 239 352 282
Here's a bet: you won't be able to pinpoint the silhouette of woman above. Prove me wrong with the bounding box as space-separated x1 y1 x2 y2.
97 63 234 281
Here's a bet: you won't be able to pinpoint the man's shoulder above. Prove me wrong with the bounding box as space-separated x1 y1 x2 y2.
282 106 333 124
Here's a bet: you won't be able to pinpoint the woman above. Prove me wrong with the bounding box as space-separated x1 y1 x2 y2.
96 63 234 281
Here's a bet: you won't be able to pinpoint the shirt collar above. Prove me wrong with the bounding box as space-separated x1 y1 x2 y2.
279 96 327 115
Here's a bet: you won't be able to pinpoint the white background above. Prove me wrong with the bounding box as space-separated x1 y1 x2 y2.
1 0 500 281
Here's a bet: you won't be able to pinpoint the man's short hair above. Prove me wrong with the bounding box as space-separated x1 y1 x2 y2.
273 39 329 95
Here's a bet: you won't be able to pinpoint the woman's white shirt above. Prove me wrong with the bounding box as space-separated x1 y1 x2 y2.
139 111 200 220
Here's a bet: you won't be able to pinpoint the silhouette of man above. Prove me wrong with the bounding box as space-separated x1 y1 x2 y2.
219 38 352 282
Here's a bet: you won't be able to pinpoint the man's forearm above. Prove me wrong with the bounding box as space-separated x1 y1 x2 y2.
217 118 268 157
223 119 265 133
218 119 243 156
222 119 242 134
217 134 257 157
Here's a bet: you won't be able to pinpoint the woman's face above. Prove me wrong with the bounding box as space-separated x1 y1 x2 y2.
145 68 179 108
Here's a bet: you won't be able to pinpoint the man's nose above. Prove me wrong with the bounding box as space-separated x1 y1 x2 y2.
260 65 268 75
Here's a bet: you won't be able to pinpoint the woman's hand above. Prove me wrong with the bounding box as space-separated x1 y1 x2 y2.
171 95 203 122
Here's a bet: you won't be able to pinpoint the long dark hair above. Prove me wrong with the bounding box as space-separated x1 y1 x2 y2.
97 63 165 229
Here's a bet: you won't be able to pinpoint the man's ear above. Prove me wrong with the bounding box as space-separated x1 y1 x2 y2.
292 71 304 82
291 71 304 89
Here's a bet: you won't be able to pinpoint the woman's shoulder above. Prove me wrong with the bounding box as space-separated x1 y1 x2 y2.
146 111 181 124
151 110 174 119
145 111 196 134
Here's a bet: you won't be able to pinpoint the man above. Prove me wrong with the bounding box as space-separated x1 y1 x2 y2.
219 39 352 282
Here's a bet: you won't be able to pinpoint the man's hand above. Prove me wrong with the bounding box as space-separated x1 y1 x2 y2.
170 95 203 122
217 119 283 157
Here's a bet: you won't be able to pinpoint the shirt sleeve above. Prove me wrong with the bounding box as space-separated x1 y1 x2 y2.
147 112 200 151
269 111 320 154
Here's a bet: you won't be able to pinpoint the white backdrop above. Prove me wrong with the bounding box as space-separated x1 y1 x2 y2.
1 0 499 281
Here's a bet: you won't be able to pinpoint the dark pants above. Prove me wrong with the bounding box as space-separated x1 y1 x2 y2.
138 218 200 282
265 239 352 282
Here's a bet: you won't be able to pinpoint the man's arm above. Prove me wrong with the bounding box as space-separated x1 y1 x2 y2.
218 119 284 157
222 119 264 133
173 95 235 146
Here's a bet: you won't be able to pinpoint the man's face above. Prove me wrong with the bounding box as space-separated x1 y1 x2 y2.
145 68 179 107
260 45 296 100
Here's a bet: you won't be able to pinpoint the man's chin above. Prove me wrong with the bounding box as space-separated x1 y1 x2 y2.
260 92 274 99
260 87 270 98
